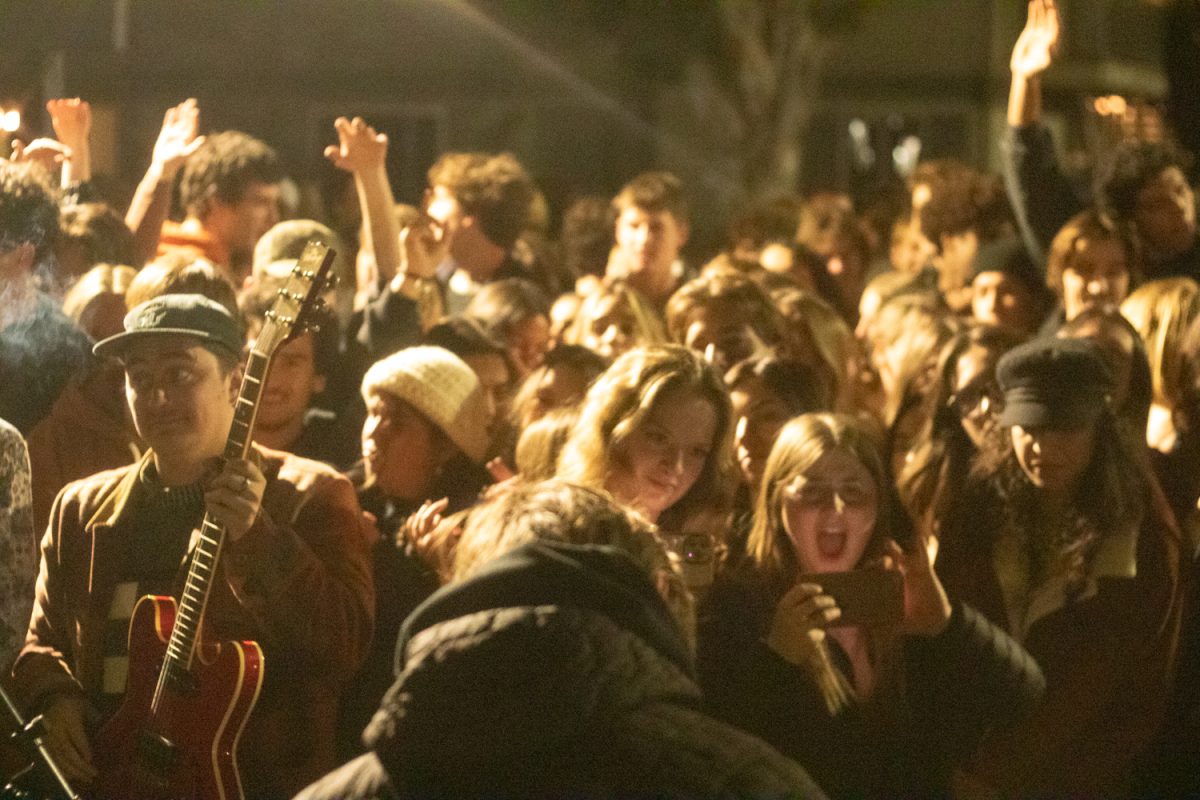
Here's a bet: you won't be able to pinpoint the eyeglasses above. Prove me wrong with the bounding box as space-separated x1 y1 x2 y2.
948 381 1003 418
782 479 875 509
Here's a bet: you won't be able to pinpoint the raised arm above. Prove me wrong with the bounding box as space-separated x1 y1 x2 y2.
1007 0 1059 127
1003 0 1079 262
125 99 205 266
46 98 91 188
324 117 401 300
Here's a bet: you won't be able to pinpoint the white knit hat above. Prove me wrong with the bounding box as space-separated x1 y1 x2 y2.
361 346 489 463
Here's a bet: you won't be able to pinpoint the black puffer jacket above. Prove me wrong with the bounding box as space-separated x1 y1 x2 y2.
297 541 827 800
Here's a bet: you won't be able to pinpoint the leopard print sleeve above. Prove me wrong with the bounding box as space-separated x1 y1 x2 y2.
0 417 36 668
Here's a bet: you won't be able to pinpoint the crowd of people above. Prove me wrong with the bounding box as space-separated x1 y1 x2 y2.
0 1 1198 797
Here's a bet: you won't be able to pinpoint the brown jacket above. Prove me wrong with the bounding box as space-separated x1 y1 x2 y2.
25 377 140 536
938 489 1183 796
12 445 375 798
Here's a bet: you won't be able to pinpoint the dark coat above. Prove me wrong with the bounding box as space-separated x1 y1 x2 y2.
697 575 1044 799
13 445 376 799
935 486 1184 796
298 541 827 800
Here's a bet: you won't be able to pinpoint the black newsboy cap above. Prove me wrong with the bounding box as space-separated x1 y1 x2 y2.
93 294 243 360
996 337 1113 430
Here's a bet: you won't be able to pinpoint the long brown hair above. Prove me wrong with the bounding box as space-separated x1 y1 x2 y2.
558 345 734 531
744 412 910 714
969 408 1151 596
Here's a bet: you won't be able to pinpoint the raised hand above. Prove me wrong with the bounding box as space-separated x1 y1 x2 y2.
1011 0 1059 78
46 98 90 152
765 581 841 665
152 98 205 180
397 217 447 281
324 116 388 174
881 538 952 637
47 97 93 185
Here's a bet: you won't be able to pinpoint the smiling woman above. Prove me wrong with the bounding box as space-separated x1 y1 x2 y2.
557 345 733 531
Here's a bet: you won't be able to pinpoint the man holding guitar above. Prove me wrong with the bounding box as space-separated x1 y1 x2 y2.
12 291 375 798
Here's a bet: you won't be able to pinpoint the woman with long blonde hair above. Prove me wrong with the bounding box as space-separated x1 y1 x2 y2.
1119 277 1200 454
698 412 1042 798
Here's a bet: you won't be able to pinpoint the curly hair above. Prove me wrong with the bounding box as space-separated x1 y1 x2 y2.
557 345 734 533
427 152 535 250
451 478 695 649
0 161 59 262
1097 141 1192 224
969 409 1151 597
915 162 1011 249
58 202 138 273
179 130 283 216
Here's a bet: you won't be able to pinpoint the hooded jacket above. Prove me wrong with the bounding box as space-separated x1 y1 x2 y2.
297 540 827 800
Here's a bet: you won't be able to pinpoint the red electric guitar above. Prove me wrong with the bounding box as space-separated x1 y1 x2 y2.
90 242 337 800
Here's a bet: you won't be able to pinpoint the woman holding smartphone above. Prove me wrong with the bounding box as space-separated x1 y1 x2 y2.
697 413 1043 798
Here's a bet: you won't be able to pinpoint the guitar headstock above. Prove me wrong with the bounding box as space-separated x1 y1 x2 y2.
253 241 337 358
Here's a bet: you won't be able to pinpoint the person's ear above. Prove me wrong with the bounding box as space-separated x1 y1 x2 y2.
312 373 328 395
0 242 36 280
677 218 691 247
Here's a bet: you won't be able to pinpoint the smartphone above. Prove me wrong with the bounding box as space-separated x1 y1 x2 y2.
796 568 904 629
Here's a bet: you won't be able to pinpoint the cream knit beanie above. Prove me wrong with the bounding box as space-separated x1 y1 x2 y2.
361 345 489 463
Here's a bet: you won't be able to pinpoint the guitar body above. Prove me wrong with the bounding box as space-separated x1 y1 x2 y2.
92 595 264 800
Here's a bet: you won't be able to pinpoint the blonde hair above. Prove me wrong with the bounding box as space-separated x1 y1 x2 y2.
772 288 857 408
664 268 785 349
1120 278 1200 410
558 345 734 531
564 279 667 358
514 406 578 481
745 412 899 714
863 294 960 424
451 479 695 648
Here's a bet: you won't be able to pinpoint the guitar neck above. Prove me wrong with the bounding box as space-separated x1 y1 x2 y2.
160 349 271 681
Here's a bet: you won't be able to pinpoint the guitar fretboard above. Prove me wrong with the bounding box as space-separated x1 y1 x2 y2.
154 349 270 703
